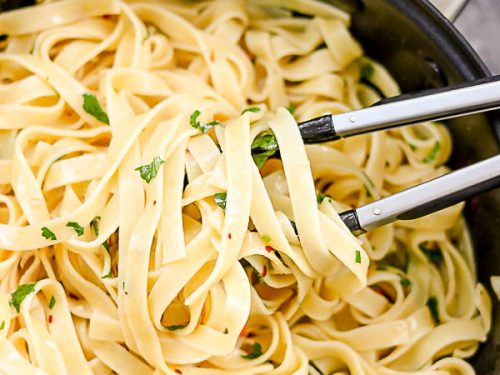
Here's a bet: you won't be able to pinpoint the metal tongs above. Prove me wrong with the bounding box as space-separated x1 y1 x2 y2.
297 75 500 235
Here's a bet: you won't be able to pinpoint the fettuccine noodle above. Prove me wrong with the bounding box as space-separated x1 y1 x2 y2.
0 0 491 374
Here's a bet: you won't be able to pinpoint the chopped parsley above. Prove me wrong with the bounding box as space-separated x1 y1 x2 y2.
360 63 375 81
398 274 412 289
135 156 164 183
422 141 441 163
103 240 111 255
142 27 152 44
214 192 227 211
189 110 221 133
286 103 297 114
49 296 56 310
355 250 362 264
251 130 279 169
165 323 188 331
256 271 265 284
66 221 84 236
10 284 36 313
41 227 57 241
91 216 101 236
409 143 417 151
241 107 261 115
102 269 113 279
102 241 113 279
419 242 443 265
427 296 440 324
82 93 109 124
242 342 263 359
0 320 4 330
261 234 271 243
317 192 331 204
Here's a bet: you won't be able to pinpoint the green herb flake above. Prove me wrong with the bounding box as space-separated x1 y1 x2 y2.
103 240 111 255
49 295 56 310
241 107 261 115
9 284 36 313
419 242 444 265
102 269 113 279
66 221 84 237
0 320 4 330
41 227 57 241
91 216 101 236
398 274 412 289
214 192 227 211
261 234 271 243
165 323 188 331
29 43 35 54
135 156 164 183
189 110 221 133
317 192 332 204
427 296 440 324
422 141 441 163
242 342 263 359
82 93 109 124
257 272 265 284
360 63 375 81
142 27 152 44
251 130 279 169
286 103 297 114
409 143 417 151
355 250 362 264
252 151 274 169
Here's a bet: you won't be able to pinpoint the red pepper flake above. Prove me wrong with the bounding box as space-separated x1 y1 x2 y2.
239 324 247 337
265 245 275 253
48 315 53 324
261 265 267 278
246 51 256 63
228 233 232 239
175 370 182 374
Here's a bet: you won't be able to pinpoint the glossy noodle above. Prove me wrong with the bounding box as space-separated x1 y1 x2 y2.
0 0 491 374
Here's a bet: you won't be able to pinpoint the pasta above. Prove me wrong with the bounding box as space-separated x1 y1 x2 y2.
0 0 492 374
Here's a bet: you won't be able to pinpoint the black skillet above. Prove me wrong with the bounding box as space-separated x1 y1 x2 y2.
1 0 498 372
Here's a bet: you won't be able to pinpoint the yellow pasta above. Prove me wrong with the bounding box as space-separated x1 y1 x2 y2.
0 0 491 374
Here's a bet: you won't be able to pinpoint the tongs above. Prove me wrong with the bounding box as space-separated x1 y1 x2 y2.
297 75 500 235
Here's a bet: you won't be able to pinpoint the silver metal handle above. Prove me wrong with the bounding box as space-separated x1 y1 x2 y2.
334 76 500 137
340 154 500 234
298 75 500 143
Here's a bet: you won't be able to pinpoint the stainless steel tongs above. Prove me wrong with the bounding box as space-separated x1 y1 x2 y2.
297 75 500 235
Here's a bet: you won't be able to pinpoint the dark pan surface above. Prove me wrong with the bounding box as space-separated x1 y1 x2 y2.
343 0 499 372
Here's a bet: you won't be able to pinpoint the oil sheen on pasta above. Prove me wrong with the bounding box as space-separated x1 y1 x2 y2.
0 0 492 374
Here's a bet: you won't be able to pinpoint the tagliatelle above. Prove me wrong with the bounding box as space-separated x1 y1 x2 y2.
0 0 491 374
